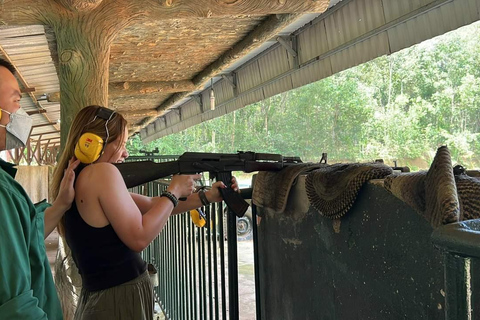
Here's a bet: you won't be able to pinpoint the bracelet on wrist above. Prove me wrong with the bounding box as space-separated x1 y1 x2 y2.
161 191 178 207
198 190 210 207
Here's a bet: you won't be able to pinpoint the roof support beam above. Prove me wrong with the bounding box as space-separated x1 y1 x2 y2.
135 13 307 129
20 87 36 93
27 109 47 115
0 45 57 127
109 80 195 96
30 130 61 137
192 94 204 113
121 109 160 118
222 74 237 90
276 36 297 58
46 80 196 101
32 122 58 128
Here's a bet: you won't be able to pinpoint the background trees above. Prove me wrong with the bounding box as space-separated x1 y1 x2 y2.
128 22 480 170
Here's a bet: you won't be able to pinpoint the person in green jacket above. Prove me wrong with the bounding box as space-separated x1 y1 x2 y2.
0 58 80 319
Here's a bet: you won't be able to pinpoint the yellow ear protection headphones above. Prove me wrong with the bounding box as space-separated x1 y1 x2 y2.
75 107 116 164
190 208 207 227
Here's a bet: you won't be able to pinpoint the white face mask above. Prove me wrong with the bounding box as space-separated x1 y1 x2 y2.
0 107 33 149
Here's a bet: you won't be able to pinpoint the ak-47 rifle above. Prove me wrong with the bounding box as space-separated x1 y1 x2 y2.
114 151 302 217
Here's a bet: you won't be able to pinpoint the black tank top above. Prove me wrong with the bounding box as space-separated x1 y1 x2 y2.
64 166 146 291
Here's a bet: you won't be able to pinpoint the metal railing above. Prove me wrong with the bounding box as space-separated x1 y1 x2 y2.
432 219 480 320
127 155 259 320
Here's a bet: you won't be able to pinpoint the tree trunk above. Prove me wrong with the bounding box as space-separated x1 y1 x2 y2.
55 24 111 146
41 6 136 319
231 111 236 150
388 57 393 106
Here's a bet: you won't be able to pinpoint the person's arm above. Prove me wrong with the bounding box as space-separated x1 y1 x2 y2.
174 177 239 214
80 163 199 252
130 177 239 214
44 158 80 238
0 188 48 319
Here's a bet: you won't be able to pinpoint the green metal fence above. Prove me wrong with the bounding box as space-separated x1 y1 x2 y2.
127 155 258 320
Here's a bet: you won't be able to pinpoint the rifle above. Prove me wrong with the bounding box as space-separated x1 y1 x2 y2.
114 151 302 217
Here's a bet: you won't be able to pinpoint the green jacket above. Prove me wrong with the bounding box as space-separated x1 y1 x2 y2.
0 159 63 319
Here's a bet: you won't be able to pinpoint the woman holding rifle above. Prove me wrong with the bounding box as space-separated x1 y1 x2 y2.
52 105 238 320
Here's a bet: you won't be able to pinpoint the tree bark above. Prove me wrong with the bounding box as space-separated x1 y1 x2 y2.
1 0 329 24
55 0 104 12
41 1 140 146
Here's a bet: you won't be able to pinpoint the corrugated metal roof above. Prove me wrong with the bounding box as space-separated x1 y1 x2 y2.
141 0 480 143
0 24 61 148
386 0 479 53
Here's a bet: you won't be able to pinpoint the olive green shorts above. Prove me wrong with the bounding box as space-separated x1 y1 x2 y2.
74 271 154 320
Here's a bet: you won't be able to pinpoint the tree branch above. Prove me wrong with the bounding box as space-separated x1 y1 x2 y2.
143 0 329 18
54 0 103 12
1 0 329 25
136 13 304 130
109 80 195 96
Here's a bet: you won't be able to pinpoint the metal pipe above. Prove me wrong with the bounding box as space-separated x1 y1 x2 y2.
212 203 220 320
252 203 262 319
227 206 239 320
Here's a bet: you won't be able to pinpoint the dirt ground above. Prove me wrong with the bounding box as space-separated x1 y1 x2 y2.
237 240 256 320
45 228 59 278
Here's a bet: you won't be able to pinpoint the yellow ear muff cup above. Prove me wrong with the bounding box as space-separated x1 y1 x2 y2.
75 132 104 164
190 208 206 228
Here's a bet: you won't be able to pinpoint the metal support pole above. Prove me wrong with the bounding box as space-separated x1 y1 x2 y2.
432 220 480 320
227 207 239 320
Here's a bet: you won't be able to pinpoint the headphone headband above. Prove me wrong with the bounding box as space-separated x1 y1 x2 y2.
96 107 115 121
74 106 117 164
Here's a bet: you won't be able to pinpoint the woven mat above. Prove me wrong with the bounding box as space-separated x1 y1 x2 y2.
384 172 426 214
424 146 460 227
384 146 462 228
252 163 324 212
455 167 480 221
305 162 393 219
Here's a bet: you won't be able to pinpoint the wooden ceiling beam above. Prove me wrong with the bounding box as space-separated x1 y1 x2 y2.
46 80 196 102
55 0 103 12
0 45 60 135
32 122 58 128
30 130 60 137
122 109 160 118
135 13 306 130
21 87 36 93
39 138 60 145
27 109 47 115
109 80 195 96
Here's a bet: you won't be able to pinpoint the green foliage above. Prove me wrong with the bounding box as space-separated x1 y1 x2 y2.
128 22 480 170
